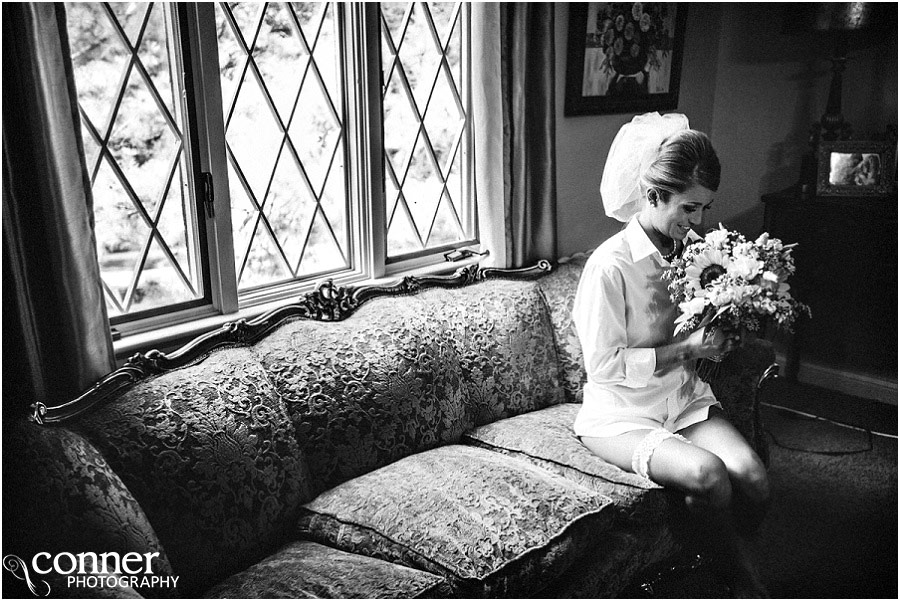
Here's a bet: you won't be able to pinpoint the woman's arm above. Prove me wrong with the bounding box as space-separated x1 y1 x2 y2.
574 263 657 388
654 326 739 371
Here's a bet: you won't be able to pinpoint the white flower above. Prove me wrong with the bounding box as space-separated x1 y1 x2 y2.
632 3 643 21
704 227 730 248
732 241 756 259
640 12 651 32
727 254 763 281
679 297 707 318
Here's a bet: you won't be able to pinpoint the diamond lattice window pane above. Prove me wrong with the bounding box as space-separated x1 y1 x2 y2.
108 68 180 218
242 224 292 289
66 2 203 317
429 191 463 247
218 2 349 291
253 3 308 122
266 153 318 271
108 2 148 47
67 3 131 133
398 4 442 113
297 207 346 277
423 68 464 177
319 145 349 263
428 2 457 45
287 75 341 196
404 135 444 242
382 2 470 258
139 4 178 116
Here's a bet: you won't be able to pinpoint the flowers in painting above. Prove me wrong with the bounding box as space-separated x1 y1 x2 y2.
590 2 672 76
664 225 810 337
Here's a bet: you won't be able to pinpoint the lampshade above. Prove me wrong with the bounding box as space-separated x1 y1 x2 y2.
783 2 894 38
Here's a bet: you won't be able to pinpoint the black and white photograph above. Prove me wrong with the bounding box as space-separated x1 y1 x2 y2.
3 2 897 600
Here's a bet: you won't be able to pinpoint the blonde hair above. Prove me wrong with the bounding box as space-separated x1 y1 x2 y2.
641 129 721 201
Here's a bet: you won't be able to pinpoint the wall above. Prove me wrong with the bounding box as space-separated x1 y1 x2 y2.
707 4 898 235
555 3 898 256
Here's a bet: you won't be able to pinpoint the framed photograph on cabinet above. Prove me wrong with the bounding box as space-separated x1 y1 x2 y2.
816 141 897 197
564 3 688 116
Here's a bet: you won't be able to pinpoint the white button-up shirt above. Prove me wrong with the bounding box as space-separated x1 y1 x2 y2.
572 218 718 437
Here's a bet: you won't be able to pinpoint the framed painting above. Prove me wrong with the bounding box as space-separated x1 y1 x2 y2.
816 140 897 197
564 3 688 116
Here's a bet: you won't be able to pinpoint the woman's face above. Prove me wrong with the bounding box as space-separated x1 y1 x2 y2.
650 184 715 240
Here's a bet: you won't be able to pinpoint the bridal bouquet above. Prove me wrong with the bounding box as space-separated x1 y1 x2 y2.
663 225 810 347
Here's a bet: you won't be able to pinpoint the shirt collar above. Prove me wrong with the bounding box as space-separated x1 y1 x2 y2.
625 217 702 263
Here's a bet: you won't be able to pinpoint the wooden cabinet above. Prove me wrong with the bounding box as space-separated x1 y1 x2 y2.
761 188 897 383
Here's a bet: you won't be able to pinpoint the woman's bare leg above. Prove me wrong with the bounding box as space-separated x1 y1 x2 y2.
581 425 769 597
580 431 734 510
679 410 770 597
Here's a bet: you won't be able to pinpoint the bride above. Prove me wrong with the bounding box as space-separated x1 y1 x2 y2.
573 112 770 597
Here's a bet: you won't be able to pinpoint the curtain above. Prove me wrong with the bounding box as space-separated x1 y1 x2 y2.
2 3 114 416
474 3 558 269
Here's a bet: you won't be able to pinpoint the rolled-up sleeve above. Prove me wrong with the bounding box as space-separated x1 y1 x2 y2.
573 263 656 388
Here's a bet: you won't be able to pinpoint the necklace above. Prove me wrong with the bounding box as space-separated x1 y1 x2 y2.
662 238 681 262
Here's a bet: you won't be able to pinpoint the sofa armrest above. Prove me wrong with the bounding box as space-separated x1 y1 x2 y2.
706 338 777 466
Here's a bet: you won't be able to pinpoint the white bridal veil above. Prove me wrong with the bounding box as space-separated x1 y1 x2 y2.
600 112 690 222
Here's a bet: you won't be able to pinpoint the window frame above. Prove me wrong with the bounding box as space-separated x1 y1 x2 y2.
100 1 479 345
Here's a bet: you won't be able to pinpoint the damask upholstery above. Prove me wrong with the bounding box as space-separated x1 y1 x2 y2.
71 348 310 597
462 403 673 523
204 541 449 599
417 280 565 424
297 445 615 597
3 421 172 599
255 296 471 496
255 279 563 496
535 255 590 403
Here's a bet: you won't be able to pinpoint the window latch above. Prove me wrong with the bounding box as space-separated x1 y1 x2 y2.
444 249 490 262
202 172 215 218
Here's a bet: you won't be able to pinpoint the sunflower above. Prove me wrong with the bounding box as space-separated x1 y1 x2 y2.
684 248 730 291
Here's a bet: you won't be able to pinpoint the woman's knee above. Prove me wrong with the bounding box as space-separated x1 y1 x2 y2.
732 452 770 504
688 454 732 508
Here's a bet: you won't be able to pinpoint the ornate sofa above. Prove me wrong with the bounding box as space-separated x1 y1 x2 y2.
3 256 776 599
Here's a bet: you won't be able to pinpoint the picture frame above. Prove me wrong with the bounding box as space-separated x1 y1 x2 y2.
816 140 897 197
564 3 688 117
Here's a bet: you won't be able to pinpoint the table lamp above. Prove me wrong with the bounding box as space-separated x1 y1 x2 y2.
784 2 894 142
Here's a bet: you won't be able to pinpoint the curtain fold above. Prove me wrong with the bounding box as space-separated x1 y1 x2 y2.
2 2 114 416
500 3 558 268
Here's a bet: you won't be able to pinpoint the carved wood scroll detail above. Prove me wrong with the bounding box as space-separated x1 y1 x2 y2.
32 261 552 425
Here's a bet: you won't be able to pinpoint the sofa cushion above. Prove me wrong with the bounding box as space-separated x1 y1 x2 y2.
536 256 589 403
462 404 671 524
421 279 565 424
296 445 614 597
204 541 448 599
72 348 309 597
3 420 173 599
255 295 472 495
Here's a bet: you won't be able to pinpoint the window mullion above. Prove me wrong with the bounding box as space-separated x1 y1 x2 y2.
187 2 240 314
347 2 385 279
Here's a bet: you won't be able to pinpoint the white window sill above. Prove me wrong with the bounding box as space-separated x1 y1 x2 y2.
113 254 485 362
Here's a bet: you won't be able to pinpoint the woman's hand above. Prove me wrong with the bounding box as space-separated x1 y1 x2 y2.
654 325 743 372
686 325 741 359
